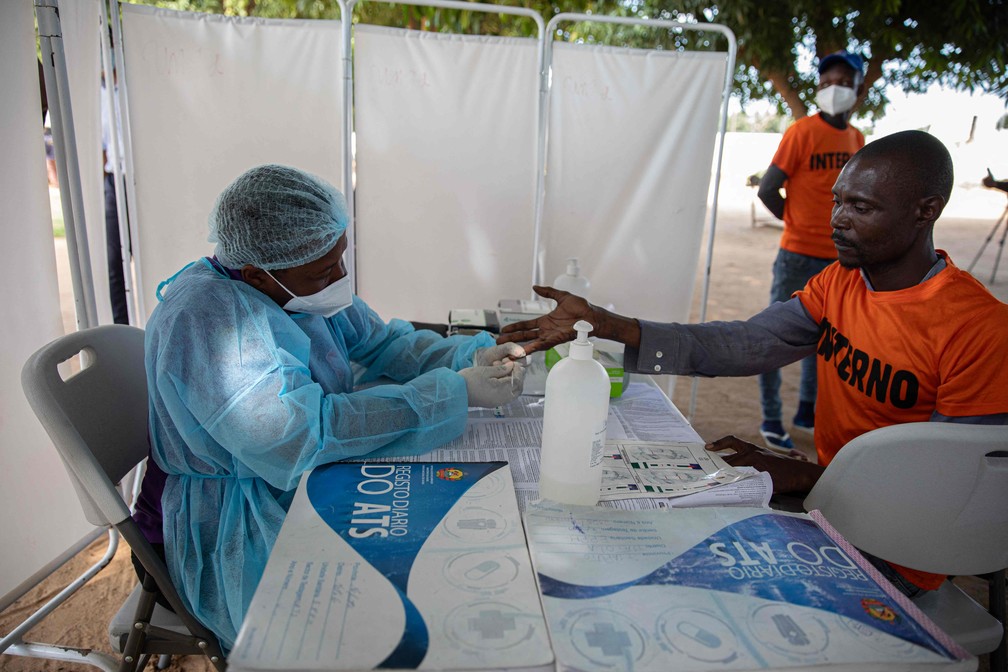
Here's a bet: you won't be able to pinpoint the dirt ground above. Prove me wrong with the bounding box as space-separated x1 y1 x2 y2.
2 190 1006 671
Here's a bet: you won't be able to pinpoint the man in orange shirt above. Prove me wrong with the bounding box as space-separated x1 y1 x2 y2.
498 130 1008 596
755 50 866 451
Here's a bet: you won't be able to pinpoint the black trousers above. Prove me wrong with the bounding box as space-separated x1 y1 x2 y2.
105 171 129 324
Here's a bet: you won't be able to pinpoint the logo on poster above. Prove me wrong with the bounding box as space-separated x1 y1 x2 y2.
861 598 899 623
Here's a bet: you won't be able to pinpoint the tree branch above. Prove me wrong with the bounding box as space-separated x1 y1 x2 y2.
857 44 895 111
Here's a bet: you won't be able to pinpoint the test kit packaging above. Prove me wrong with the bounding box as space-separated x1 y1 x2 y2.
230 462 553 672
448 309 500 336
497 299 553 328
545 339 628 398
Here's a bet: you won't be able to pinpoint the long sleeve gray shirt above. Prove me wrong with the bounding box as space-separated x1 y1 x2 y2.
626 298 817 378
622 259 1007 426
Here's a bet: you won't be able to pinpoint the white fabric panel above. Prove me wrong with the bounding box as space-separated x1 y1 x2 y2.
0 0 94 605
120 6 343 320
540 44 727 323
353 26 539 324
61 0 112 326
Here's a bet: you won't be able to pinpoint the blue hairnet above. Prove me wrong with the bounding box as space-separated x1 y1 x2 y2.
208 164 348 270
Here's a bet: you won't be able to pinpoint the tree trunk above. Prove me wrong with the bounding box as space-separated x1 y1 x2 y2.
763 68 808 119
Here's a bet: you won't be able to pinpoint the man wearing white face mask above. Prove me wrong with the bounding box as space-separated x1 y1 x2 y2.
136 164 525 648
755 50 866 453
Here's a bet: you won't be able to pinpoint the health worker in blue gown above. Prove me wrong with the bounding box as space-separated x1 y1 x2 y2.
140 164 526 648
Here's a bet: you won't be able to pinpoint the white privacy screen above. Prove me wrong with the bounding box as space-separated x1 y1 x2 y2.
0 0 93 607
540 44 727 323
120 5 344 320
61 0 112 326
353 26 539 324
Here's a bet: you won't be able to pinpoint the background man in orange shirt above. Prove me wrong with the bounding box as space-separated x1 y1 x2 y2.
755 50 866 451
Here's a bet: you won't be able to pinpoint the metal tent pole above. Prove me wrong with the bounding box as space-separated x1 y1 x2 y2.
36 0 98 330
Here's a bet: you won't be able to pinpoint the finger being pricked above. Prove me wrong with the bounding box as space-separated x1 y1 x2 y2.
496 328 542 351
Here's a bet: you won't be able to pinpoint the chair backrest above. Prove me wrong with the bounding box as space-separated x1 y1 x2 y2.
21 325 148 527
805 421 1008 576
22 325 227 665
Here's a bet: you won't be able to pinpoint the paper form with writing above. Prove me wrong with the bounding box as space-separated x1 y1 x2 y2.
666 466 772 508
524 502 973 671
373 382 768 512
229 462 553 671
600 440 751 501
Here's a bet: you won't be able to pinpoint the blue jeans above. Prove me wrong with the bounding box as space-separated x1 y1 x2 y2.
759 248 833 422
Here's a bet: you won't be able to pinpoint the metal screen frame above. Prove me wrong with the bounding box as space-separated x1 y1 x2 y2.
540 14 736 420
346 0 545 294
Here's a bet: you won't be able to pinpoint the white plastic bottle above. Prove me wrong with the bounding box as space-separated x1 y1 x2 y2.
553 258 591 299
538 320 611 505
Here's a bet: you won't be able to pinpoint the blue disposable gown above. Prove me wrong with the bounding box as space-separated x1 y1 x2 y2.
145 259 492 648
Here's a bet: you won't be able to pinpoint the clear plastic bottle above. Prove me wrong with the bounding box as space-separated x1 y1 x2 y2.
553 258 591 299
538 320 611 505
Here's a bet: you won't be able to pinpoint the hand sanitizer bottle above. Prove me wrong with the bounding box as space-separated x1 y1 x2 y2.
538 320 610 505
553 258 591 299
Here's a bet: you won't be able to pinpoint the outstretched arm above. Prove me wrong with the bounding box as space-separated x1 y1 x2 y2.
496 285 641 355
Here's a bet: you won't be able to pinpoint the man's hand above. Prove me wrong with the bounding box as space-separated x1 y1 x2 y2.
496 286 596 355
497 286 641 355
706 435 824 495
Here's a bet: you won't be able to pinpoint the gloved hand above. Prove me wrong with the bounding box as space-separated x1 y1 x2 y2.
474 342 527 367
459 361 526 408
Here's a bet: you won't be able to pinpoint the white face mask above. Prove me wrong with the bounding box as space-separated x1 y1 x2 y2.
815 84 857 116
265 270 353 317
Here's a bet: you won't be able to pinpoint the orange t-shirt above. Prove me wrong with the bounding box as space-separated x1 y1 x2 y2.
797 253 1008 590
772 114 865 259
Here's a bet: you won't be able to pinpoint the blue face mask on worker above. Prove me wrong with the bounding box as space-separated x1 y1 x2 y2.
264 270 353 317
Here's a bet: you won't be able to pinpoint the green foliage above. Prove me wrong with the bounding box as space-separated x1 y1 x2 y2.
637 0 1008 121
728 110 791 134
49 187 65 238
123 0 1008 122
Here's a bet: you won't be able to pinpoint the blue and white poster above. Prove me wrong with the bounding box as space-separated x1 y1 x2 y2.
231 462 553 671
525 504 973 672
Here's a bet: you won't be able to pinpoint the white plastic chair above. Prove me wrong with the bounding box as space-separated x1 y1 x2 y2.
20 325 226 671
805 421 1008 664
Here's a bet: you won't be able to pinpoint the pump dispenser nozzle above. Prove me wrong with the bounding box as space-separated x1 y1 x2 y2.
554 257 591 299
570 321 594 360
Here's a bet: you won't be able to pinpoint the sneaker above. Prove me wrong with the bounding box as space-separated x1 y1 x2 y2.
792 401 815 435
759 420 794 454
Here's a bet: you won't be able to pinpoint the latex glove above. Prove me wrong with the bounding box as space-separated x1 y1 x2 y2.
459 361 525 408
474 342 527 367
